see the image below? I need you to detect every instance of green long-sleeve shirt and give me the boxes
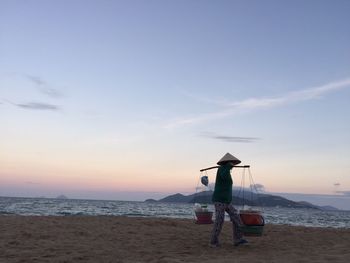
[212,163,234,203]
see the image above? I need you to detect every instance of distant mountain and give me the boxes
[318,205,339,211]
[154,191,327,209]
[144,199,157,203]
[55,195,68,199]
[159,193,193,203]
[298,201,339,211]
[257,194,309,208]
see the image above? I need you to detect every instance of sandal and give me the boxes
[234,239,248,247]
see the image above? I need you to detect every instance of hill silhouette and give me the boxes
[154,190,338,210]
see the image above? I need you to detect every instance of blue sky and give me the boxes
[1,0,350,209]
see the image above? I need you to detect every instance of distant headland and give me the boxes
[55,195,68,199]
[147,191,339,211]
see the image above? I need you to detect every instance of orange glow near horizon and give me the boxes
[1,141,349,197]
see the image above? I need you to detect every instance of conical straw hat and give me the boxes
[217,153,241,166]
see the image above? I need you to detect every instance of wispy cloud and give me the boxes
[26,75,64,98]
[2,99,61,111]
[16,102,60,111]
[250,184,266,192]
[26,75,45,86]
[200,132,260,143]
[227,78,350,109]
[165,78,350,128]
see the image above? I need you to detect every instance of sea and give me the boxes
[1,196,350,228]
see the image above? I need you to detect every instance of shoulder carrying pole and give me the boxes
[200,165,250,172]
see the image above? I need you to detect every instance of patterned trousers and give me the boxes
[210,202,243,245]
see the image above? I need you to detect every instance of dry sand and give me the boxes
[0,216,349,263]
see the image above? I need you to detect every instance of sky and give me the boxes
[1,0,350,209]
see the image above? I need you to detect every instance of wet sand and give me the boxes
[0,216,349,262]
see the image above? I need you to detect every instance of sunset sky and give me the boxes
[1,0,350,208]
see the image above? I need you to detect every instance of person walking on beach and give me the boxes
[210,153,248,247]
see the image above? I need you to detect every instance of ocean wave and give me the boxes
[1,197,350,228]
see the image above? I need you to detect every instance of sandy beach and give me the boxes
[0,216,349,263]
